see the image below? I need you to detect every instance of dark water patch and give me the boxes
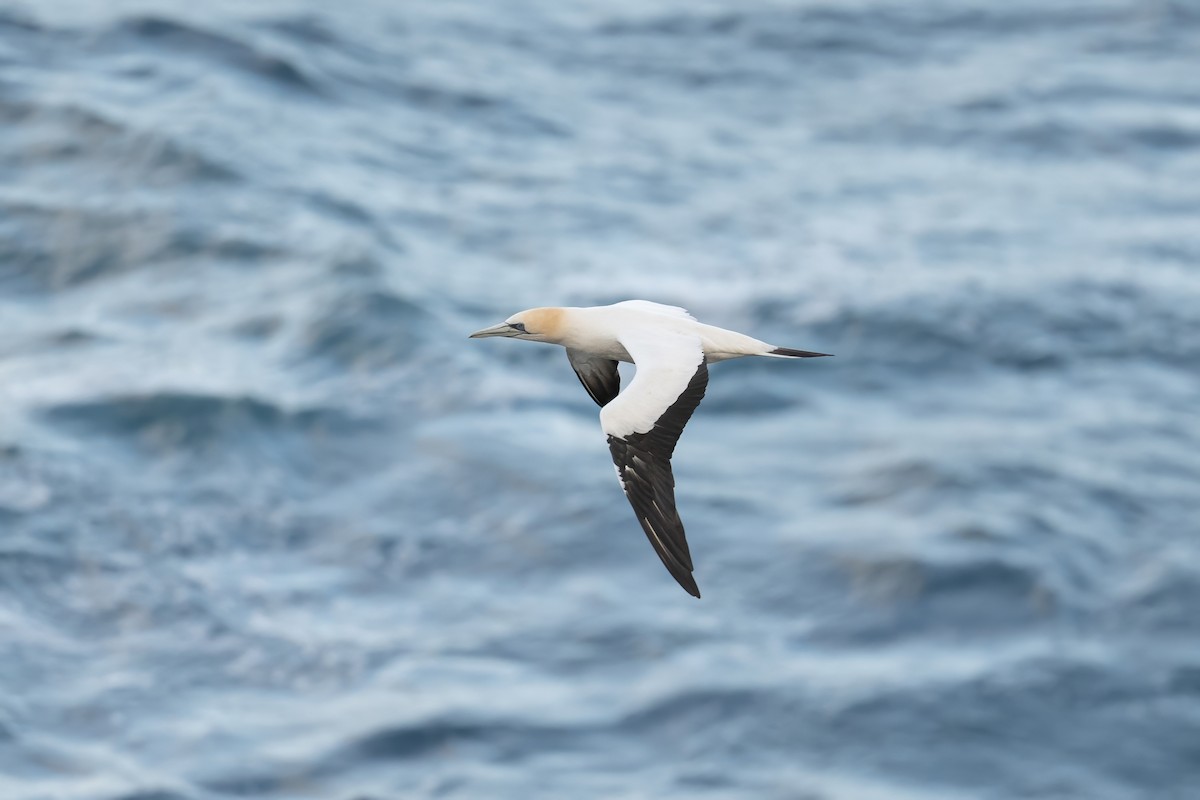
[0,98,239,183]
[919,4,1130,38]
[0,97,115,136]
[598,6,914,61]
[1168,664,1200,696]
[297,288,429,371]
[821,551,1056,641]
[305,191,376,227]
[351,719,495,760]
[1118,560,1200,635]
[476,620,700,672]
[618,687,770,735]
[700,369,817,415]
[604,3,1127,41]
[591,8,928,89]
[0,543,86,582]
[1129,240,1200,265]
[229,315,285,341]
[717,546,854,624]
[108,16,322,97]
[0,9,40,33]
[1126,123,1200,152]
[597,4,1126,81]
[108,791,194,800]
[832,458,970,507]
[0,452,67,518]
[166,228,284,262]
[914,556,1054,621]
[41,392,366,456]
[0,203,128,291]
[393,81,501,113]
[829,110,1200,160]
[257,14,343,47]
[387,80,569,139]
[597,12,744,38]
[255,15,570,139]
[1004,120,1200,158]
[201,717,591,794]
[751,17,914,65]
[198,772,282,797]
[0,203,115,291]
[804,279,1200,374]
[1092,25,1200,59]
[915,227,1010,266]
[1000,119,1122,159]
[46,328,104,347]
[3,536,298,644]
[0,327,106,363]
[0,201,280,293]
[954,94,1012,116]
[828,656,1200,795]
[331,253,386,279]
[1023,80,1200,110]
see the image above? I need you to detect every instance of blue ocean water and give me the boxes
[2,0,1200,797]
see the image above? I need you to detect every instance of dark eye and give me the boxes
[510,322,527,332]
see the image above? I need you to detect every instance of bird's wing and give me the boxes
[611,300,697,321]
[599,332,708,597]
[566,349,620,407]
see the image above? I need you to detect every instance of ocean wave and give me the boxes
[40,392,365,454]
[800,279,1200,372]
[297,287,429,370]
[106,16,323,97]
[0,97,239,182]
[105,791,193,800]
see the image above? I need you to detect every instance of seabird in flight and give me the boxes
[469,300,829,598]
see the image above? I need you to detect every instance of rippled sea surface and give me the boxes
[3,1,1200,798]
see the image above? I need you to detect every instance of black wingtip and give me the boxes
[680,574,701,598]
[771,347,833,358]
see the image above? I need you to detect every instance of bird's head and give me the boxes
[469,307,565,344]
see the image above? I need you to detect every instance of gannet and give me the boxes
[470,300,829,598]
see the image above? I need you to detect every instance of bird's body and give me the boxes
[533,301,778,363]
[470,300,829,597]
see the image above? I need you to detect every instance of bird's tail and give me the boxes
[765,347,832,358]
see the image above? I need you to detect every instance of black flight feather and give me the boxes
[606,360,709,598]
[566,349,621,407]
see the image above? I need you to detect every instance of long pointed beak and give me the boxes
[469,322,521,339]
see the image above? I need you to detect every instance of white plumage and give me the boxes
[470,300,830,597]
